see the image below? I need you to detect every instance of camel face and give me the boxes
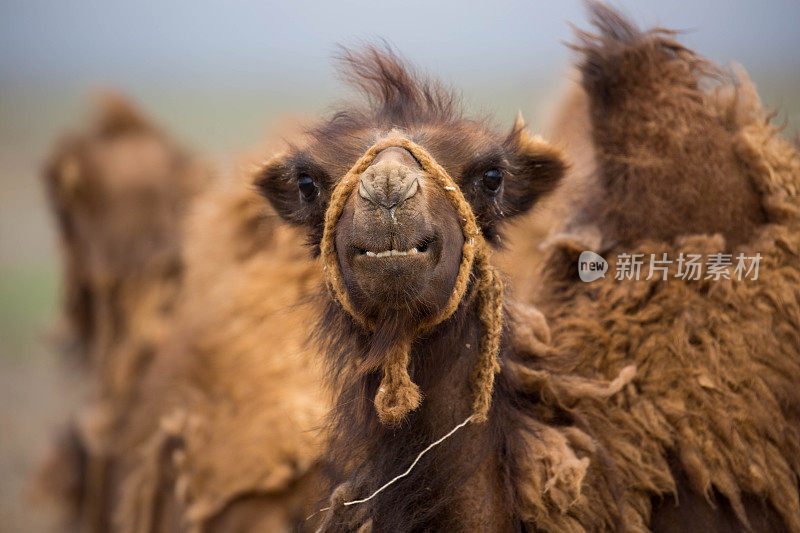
[335,144,464,315]
[256,47,566,325]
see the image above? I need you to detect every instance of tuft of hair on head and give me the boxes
[334,43,460,127]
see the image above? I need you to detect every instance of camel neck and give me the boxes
[323,300,515,531]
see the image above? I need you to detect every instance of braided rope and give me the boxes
[320,136,503,425]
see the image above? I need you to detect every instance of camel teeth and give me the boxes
[366,249,417,258]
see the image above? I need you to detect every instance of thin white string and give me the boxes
[305,413,475,522]
[344,413,474,506]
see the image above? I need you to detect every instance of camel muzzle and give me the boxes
[357,146,422,215]
[319,135,504,427]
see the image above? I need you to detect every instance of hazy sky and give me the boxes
[2,0,799,88]
[0,0,798,267]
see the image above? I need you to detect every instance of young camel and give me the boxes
[36,94,209,529]
[254,45,588,530]
[255,6,800,532]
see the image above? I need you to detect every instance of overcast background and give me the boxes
[3,0,799,155]
[0,1,798,530]
[4,1,800,83]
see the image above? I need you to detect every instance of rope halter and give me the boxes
[319,135,503,425]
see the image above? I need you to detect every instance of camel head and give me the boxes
[257,47,565,329]
[43,93,198,361]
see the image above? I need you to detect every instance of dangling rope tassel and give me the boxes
[374,339,422,426]
[319,135,504,425]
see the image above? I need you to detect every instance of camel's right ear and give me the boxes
[254,152,328,229]
[502,113,567,218]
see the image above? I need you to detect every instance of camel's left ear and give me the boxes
[502,112,567,218]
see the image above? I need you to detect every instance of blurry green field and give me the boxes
[0,265,58,359]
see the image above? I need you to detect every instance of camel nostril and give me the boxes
[358,149,423,212]
[415,236,433,253]
[358,169,421,211]
[400,176,419,203]
[358,180,374,204]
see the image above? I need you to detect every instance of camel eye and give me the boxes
[297,174,318,201]
[482,169,503,194]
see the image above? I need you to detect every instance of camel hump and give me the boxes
[42,90,207,369]
[567,2,766,249]
[574,2,705,112]
[90,90,155,137]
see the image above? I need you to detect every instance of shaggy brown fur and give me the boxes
[517,4,800,531]
[573,12,767,250]
[111,179,329,531]
[38,98,328,531]
[104,174,327,531]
